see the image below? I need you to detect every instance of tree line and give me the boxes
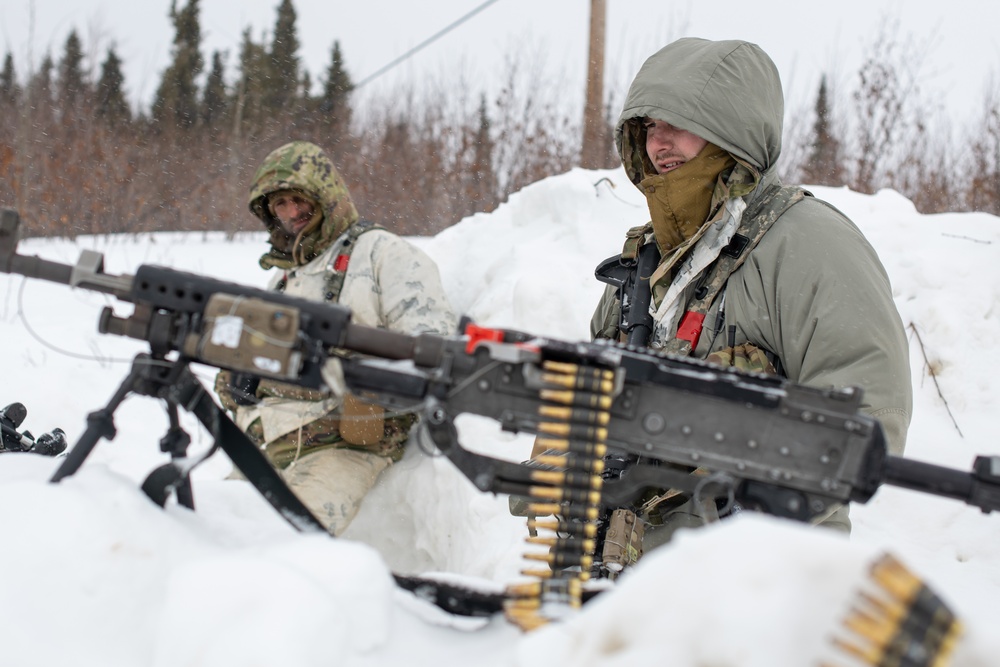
[0,3,997,240]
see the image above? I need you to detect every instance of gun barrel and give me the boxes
[882,455,997,511]
[342,323,416,360]
[0,208,133,298]
[4,252,72,284]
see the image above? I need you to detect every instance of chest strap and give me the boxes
[621,222,652,261]
[275,220,383,298]
[321,219,383,304]
[661,185,809,356]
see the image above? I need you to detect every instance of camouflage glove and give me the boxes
[255,378,329,402]
[214,369,267,412]
[706,343,777,374]
[214,370,241,413]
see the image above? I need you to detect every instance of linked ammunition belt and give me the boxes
[830,553,963,667]
[503,360,612,630]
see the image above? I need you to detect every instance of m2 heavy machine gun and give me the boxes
[1,207,999,631]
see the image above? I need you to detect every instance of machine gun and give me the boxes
[1,207,998,630]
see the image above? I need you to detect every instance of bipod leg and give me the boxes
[163,404,195,509]
[156,360,327,533]
[140,401,196,510]
[50,354,148,483]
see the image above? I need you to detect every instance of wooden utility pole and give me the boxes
[581,0,607,169]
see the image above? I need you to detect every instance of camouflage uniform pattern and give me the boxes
[283,447,394,536]
[249,140,360,269]
[217,141,458,534]
[214,371,415,468]
[704,343,777,374]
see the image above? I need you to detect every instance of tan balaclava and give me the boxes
[638,141,736,257]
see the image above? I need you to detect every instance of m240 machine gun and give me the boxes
[1,207,998,632]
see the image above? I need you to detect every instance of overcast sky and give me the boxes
[1,0,998,125]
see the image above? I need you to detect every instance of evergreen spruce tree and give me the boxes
[0,52,16,156]
[201,50,229,131]
[1,53,19,106]
[468,94,498,211]
[300,70,312,100]
[152,0,204,129]
[265,0,301,113]
[57,30,88,114]
[95,46,131,128]
[27,54,54,113]
[233,28,268,136]
[802,76,845,186]
[320,41,353,121]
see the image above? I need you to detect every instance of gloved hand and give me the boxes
[214,369,261,409]
[0,402,67,457]
[229,372,261,406]
[31,428,67,457]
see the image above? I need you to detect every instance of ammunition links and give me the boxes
[829,553,963,667]
[504,360,612,630]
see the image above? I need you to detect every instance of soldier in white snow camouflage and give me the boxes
[216,140,458,535]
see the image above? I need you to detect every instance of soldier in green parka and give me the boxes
[588,38,912,550]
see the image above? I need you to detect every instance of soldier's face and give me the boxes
[270,192,315,234]
[644,118,708,174]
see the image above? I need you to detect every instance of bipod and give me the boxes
[49,353,327,532]
[48,353,515,619]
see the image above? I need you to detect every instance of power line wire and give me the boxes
[354,0,501,89]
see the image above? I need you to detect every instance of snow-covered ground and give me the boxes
[0,168,998,666]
